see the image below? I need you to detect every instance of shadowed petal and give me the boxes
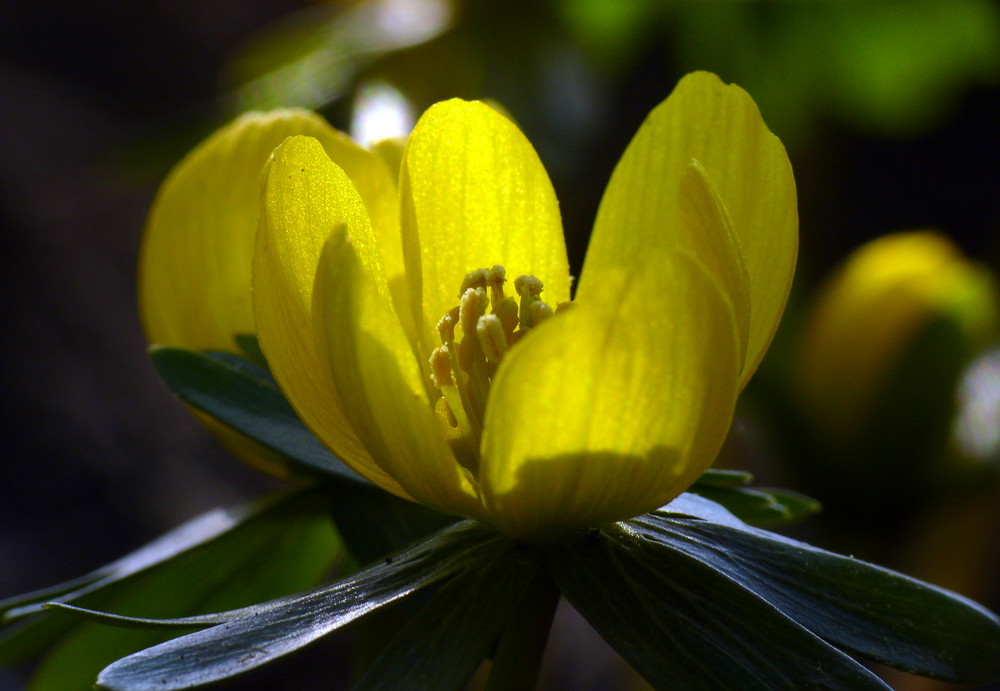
[580,71,796,389]
[254,135,406,496]
[480,252,741,540]
[141,109,397,350]
[314,227,484,518]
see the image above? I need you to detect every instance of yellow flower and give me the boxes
[139,108,399,479]
[250,72,796,540]
[795,230,998,449]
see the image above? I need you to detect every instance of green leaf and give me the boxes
[693,468,754,487]
[688,485,820,526]
[547,526,889,689]
[2,490,341,691]
[1,491,335,651]
[233,333,268,369]
[354,543,540,691]
[151,346,364,484]
[95,521,508,691]
[631,498,1000,684]
[327,481,456,566]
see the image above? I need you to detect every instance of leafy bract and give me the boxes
[95,521,507,690]
[151,347,364,484]
[688,484,820,526]
[548,521,889,689]
[353,544,540,691]
[0,490,340,690]
[631,503,1000,683]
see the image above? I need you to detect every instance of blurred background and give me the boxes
[2,0,1000,689]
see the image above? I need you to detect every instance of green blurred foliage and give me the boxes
[221,0,1000,146]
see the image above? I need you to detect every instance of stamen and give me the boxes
[437,307,459,344]
[486,265,507,306]
[430,346,478,445]
[514,274,544,297]
[459,268,490,297]
[429,265,560,479]
[493,297,519,337]
[458,287,488,371]
[530,300,554,325]
[514,274,546,330]
[476,314,508,364]
[459,287,488,338]
[429,345,454,388]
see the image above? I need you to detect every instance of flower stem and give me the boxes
[485,564,560,691]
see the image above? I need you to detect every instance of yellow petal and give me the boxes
[580,71,797,389]
[314,226,484,518]
[254,135,406,496]
[369,135,407,182]
[400,99,570,361]
[677,160,751,363]
[140,108,398,350]
[480,251,742,540]
[141,109,397,480]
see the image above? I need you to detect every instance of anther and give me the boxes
[476,314,508,364]
[429,346,477,444]
[493,297,519,338]
[486,265,507,306]
[429,346,454,388]
[429,265,560,477]
[530,300,554,325]
[459,269,490,297]
[437,307,459,344]
[514,275,546,330]
[459,287,489,342]
[514,275,544,297]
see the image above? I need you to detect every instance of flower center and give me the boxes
[429,265,553,475]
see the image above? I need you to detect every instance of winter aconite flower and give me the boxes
[251,72,797,539]
[795,230,998,457]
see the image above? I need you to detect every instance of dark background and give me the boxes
[2,1,1000,689]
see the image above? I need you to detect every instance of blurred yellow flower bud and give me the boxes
[794,231,998,470]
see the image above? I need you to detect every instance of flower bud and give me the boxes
[793,231,998,494]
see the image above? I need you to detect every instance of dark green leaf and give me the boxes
[233,333,268,369]
[354,543,540,691]
[151,346,364,484]
[327,481,455,566]
[633,501,1000,684]
[96,521,507,690]
[548,526,888,690]
[4,490,341,690]
[688,485,820,526]
[693,468,754,487]
[3,492,296,622]
[657,492,747,526]
[0,490,337,660]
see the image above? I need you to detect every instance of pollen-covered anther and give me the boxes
[486,265,507,305]
[429,265,558,474]
[476,314,508,364]
[530,300,554,325]
[458,268,490,297]
[494,297,519,338]
[429,345,477,444]
[429,345,454,388]
[437,307,459,344]
[459,286,489,337]
[513,274,550,330]
[514,274,544,297]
